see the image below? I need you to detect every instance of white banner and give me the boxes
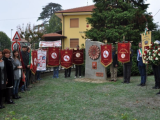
[37,50,47,71]
[39,40,61,47]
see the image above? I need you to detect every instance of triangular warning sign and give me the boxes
[12,31,21,41]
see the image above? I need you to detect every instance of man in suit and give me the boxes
[109,45,118,82]
[137,42,146,86]
[122,42,133,83]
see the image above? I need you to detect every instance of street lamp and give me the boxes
[11,29,13,41]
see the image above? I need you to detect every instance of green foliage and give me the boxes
[152,29,160,40]
[37,3,62,21]
[0,31,11,51]
[45,14,62,33]
[85,0,157,45]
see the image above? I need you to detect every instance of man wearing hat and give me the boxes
[75,45,82,78]
[21,45,30,91]
[137,42,146,86]
[109,45,118,82]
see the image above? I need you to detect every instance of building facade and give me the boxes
[55,5,95,49]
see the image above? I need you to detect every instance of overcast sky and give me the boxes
[0,0,159,40]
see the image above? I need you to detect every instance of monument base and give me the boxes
[85,40,107,80]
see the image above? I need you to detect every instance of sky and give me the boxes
[0,0,159,40]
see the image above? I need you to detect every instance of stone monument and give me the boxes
[85,39,107,80]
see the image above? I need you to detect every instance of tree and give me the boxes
[37,3,62,22]
[17,23,44,48]
[85,0,157,43]
[0,31,11,50]
[45,14,62,33]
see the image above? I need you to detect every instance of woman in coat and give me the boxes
[3,49,14,104]
[0,50,7,109]
[12,50,22,99]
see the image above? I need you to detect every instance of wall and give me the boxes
[62,14,91,49]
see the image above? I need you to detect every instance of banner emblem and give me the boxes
[103,50,109,58]
[51,52,57,59]
[64,55,70,61]
[76,53,80,58]
[121,54,125,58]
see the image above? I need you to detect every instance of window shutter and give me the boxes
[70,18,79,28]
[70,39,79,48]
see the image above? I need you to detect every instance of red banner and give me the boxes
[118,42,130,63]
[101,44,112,67]
[73,49,84,65]
[47,47,60,67]
[31,50,37,74]
[61,50,73,69]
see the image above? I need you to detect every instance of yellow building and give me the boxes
[55,5,95,49]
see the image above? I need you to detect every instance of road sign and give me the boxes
[12,31,21,41]
[11,41,21,51]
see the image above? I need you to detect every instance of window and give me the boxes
[70,39,79,48]
[70,18,79,28]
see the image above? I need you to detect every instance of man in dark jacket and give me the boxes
[122,43,133,83]
[137,42,146,86]
[21,46,30,90]
[109,45,118,82]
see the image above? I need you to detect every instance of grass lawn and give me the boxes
[0,73,160,120]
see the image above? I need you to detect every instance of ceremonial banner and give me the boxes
[37,50,47,71]
[118,42,130,63]
[100,44,112,67]
[141,31,151,63]
[73,49,84,65]
[39,40,61,47]
[30,50,37,74]
[47,47,60,67]
[61,50,73,68]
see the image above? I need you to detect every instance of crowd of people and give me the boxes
[109,42,160,94]
[0,46,42,109]
[0,45,82,109]
[1,42,160,109]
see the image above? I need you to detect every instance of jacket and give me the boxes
[124,49,133,66]
[3,57,14,87]
[0,60,7,90]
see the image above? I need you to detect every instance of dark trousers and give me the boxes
[36,71,41,80]
[5,88,13,101]
[0,90,4,105]
[65,67,71,77]
[152,65,160,87]
[75,65,81,77]
[25,69,30,87]
[124,65,131,83]
[138,66,146,84]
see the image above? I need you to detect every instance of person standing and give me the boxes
[137,42,146,86]
[12,50,22,99]
[109,45,118,82]
[152,41,160,89]
[0,51,7,109]
[21,46,30,90]
[3,49,15,104]
[64,47,72,78]
[53,66,59,78]
[122,43,133,84]
[75,45,82,78]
